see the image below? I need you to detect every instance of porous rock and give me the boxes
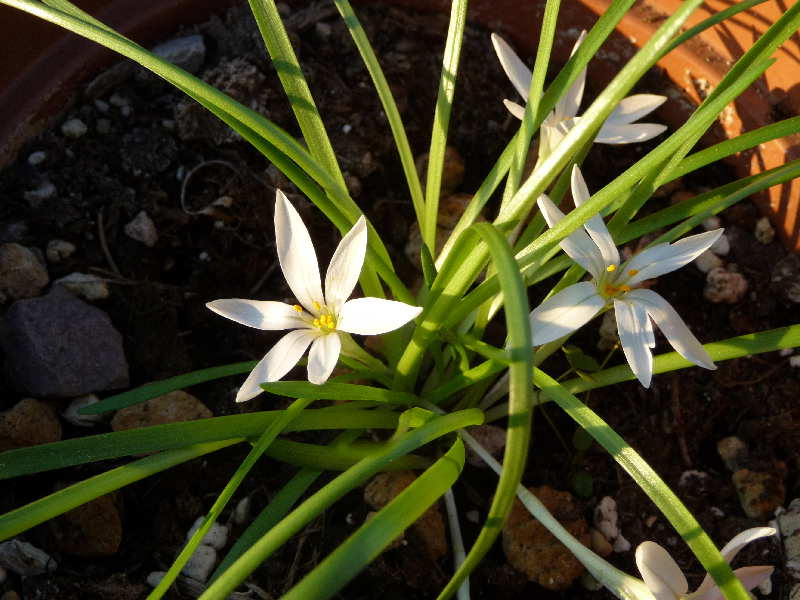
[124,210,159,247]
[0,243,49,302]
[47,491,122,557]
[704,267,748,304]
[717,436,748,472]
[733,467,786,520]
[111,390,212,432]
[1,286,129,397]
[0,540,56,576]
[152,35,206,74]
[45,239,76,263]
[771,254,800,304]
[503,485,590,590]
[0,398,62,450]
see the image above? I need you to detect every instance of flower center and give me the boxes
[598,267,639,300]
[308,301,337,332]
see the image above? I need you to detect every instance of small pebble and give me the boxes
[46,239,76,263]
[55,272,109,301]
[162,119,175,130]
[733,468,786,519]
[315,21,332,40]
[124,211,159,247]
[186,517,229,550]
[342,123,352,134]
[704,267,747,303]
[709,506,725,517]
[594,497,620,541]
[0,397,63,449]
[27,151,47,166]
[717,436,748,472]
[754,217,775,244]
[694,249,723,274]
[182,545,216,582]
[94,99,109,113]
[146,571,166,587]
[151,34,206,74]
[233,497,251,526]
[0,243,49,302]
[702,216,721,230]
[613,534,631,553]
[465,510,480,524]
[780,348,794,357]
[120,105,132,118]
[61,394,104,427]
[96,119,112,134]
[709,233,730,256]
[61,118,88,139]
[109,93,129,107]
[790,356,800,368]
[0,540,57,575]
[23,180,57,206]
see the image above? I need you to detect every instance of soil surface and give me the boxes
[0,2,797,599]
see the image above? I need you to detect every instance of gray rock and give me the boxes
[771,254,800,304]
[124,211,159,247]
[84,61,134,99]
[45,239,76,263]
[23,180,57,207]
[0,243,49,302]
[27,151,47,166]
[54,272,109,301]
[152,35,206,74]
[0,539,57,576]
[1,286,128,397]
[61,118,88,139]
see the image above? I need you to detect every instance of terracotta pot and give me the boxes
[1,0,797,248]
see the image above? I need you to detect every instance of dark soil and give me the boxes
[0,2,797,599]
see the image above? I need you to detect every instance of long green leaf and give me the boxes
[262,381,417,404]
[282,438,465,600]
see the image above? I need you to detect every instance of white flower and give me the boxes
[207,190,422,402]
[530,166,720,387]
[491,31,667,158]
[634,527,775,600]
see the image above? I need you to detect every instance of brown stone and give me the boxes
[732,467,786,519]
[0,398,62,451]
[415,146,465,197]
[364,471,447,560]
[47,491,122,557]
[111,390,212,432]
[502,485,590,590]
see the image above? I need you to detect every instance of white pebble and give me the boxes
[181,544,216,582]
[186,517,229,550]
[754,217,775,245]
[62,394,104,427]
[465,510,480,524]
[146,571,166,587]
[46,239,76,263]
[198,251,210,262]
[342,123,352,134]
[694,249,723,274]
[613,534,631,553]
[24,180,57,206]
[120,105,132,118]
[709,233,730,256]
[27,151,47,166]
[594,497,619,539]
[702,216,721,231]
[789,356,800,368]
[55,272,109,301]
[124,211,159,247]
[109,93,129,107]
[0,539,57,575]
[234,496,251,525]
[61,118,88,139]
[780,348,794,357]
[94,99,109,113]
[710,506,725,517]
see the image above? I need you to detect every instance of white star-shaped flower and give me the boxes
[634,527,775,600]
[530,166,720,387]
[491,31,667,158]
[207,190,422,402]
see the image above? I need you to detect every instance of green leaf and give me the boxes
[262,381,418,405]
[563,345,601,373]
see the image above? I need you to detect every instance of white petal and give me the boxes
[595,122,668,144]
[337,297,422,335]
[537,194,606,278]
[529,282,605,345]
[717,528,776,564]
[274,190,325,313]
[206,299,305,330]
[694,566,774,600]
[626,230,724,285]
[553,30,587,121]
[307,332,341,385]
[571,166,619,267]
[606,94,667,126]
[614,298,653,388]
[503,99,527,120]
[635,541,688,600]
[235,329,316,402]
[491,33,531,101]
[628,289,716,370]
[539,120,566,158]
[325,216,367,313]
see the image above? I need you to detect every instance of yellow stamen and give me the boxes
[620,285,631,293]
[312,300,322,311]
[292,304,303,313]
[627,269,639,276]
[606,264,616,272]
[312,318,321,327]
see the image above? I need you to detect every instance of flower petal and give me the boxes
[537,194,606,278]
[614,298,653,388]
[325,216,367,313]
[491,33,532,101]
[530,282,605,345]
[625,229,724,285]
[503,99,527,120]
[235,329,316,402]
[718,527,777,565]
[595,122,668,144]
[206,299,305,330]
[337,297,422,335]
[628,289,716,370]
[635,541,689,600]
[274,190,325,313]
[553,30,587,121]
[605,94,667,126]
[694,566,774,600]
[571,166,619,267]
[307,332,341,385]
